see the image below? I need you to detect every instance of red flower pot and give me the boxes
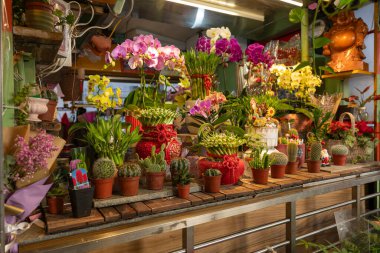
[307,160,321,173]
[125,115,142,133]
[39,100,57,122]
[47,196,64,214]
[252,168,269,185]
[204,175,222,193]
[277,144,305,168]
[332,155,347,166]
[119,176,140,196]
[270,165,286,179]
[276,144,288,155]
[177,184,190,199]
[286,161,298,174]
[93,178,114,199]
[146,171,165,190]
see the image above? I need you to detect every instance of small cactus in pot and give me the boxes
[175,167,191,199]
[204,169,222,193]
[92,158,116,199]
[331,144,349,166]
[118,162,141,196]
[270,152,288,179]
[286,142,299,174]
[307,142,322,173]
[170,157,190,186]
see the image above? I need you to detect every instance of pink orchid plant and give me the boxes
[189,92,227,126]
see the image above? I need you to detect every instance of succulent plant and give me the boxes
[138,144,167,173]
[170,157,190,173]
[269,152,289,166]
[331,145,349,156]
[288,128,299,138]
[137,107,178,126]
[199,132,246,156]
[278,137,288,145]
[118,162,141,177]
[310,141,322,161]
[287,142,298,163]
[249,148,272,170]
[204,169,222,177]
[175,167,191,185]
[93,158,116,179]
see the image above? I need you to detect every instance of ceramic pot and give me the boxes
[39,100,57,122]
[69,187,94,218]
[270,165,286,179]
[47,195,64,214]
[93,178,114,199]
[276,144,287,155]
[286,161,298,174]
[146,171,165,190]
[204,175,222,193]
[307,160,321,173]
[177,184,190,199]
[119,176,140,196]
[252,168,269,185]
[25,1,54,31]
[332,155,347,166]
[27,97,49,122]
[246,126,278,149]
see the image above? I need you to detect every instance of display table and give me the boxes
[18,163,380,253]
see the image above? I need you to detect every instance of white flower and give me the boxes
[206,28,220,40]
[219,27,231,39]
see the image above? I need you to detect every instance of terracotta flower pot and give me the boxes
[333,155,347,166]
[93,178,114,199]
[47,195,64,214]
[286,161,298,174]
[119,176,140,196]
[276,144,288,155]
[204,175,222,193]
[307,160,321,173]
[271,165,286,179]
[252,168,269,185]
[39,100,57,122]
[146,171,165,190]
[177,184,190,199]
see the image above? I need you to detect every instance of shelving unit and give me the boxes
[322,70,375,79]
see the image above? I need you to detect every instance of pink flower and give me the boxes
[111,45,127,59]
[128,55,143,69]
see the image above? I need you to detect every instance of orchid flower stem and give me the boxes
[140,68,146,108]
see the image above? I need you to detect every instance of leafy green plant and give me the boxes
[41,89,58,101]
[138,144,167,173]
[47,169,67,197]
[296,106,332,142]
[53,9,75,27]
[199,132,246,156]
[136,107,178,126]
[249,147,272,170]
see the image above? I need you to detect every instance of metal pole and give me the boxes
[182,226,194,253]
[286,201,296,253]
[0,0,5,251]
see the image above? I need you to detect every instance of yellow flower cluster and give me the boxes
[86,75,122,112]
[253,117,267,127]
[271,64,322,100]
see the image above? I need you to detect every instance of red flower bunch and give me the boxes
[356,121,374,137]
[327,121,352,140]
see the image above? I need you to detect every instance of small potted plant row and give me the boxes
[331,144,349,166]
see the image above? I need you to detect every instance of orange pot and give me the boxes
[252,168,269,185]
[146,171,165,190]
[47,196,64,214]
[271,165,286,179]
[307,160,321,173]
[39,100,57,122]
[204,175,222,193]
[177,184,190,199]
[332,155,347,166]
[286,161,299,174]
[93,178,114,199]
[119,176,140,196]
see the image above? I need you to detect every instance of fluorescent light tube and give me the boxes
[279,0,303,7]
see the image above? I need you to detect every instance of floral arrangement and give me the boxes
[343,85,380,108]
[195,27,242,63]
[271,64,322,100]
[137,107,179,126]
[189,92,227,122]
[199,132,246,156]
[327,121,356,147]
[11,130,58,182]
[86,75,122,112]
[247,97,278,128]
[354,121,377,162]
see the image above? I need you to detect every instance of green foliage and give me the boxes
[53,9,75,27]
[287,142,298,163]
[175,167,191,185]
[199,132,246,156]
[288,128,299,137]
[137,107,178,126]
[269,152,288,166]
[331,145,349,156]
[41,89,58,101]
[205,169,222,177]
[310,141,322,161]
[13,84,31,125]
[47,169,67,197]
[118,162,141,177]
[93,158,116,179]
[288,7,304,23]
[138,144,167,173]
[249,147,272,170]
[292,61,310,72]
[170,158,190,172]
[278,137,288,145]
[314,37,331,49]
[296,107,332,142]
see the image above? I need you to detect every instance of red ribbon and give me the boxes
[191,74,212,96]
[143,124,177,144]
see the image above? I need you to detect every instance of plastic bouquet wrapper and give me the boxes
[266,34,301,66]
[310,93,342,122]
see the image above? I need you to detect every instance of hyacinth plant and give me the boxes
[105,34,185,108]
[199,132,246,156]
[136,107,179,127]
[11,129,58,182]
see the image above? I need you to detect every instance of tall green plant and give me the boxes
[296,107,332,142]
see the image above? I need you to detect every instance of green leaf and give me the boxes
[223,126,245,137]
[314,37,331,48]
[213,112,232,126]
[292,61,310,72]
[289,7,304,23]
[295,108,313,119]
[336,0,351,9]
[319,65,335,74]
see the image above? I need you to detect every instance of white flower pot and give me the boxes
[27,97,49,122]
[246,126,279,149]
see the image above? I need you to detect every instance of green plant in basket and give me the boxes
[199,132,246,156]
[136,107,178,126]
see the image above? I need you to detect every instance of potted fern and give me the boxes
[203,169,222,193]
[331,144,349,166]
[175,167,191,199]
[269,152,288,179]
[92,158,116,199]
[307,142,322,173]
[118,163,141,196]
[249,148,272,185]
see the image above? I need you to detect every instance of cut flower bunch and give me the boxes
[136,107,179,127]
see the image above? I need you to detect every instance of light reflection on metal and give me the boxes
[192,8,205,28]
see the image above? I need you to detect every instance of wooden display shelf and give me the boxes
[322,70,375,79]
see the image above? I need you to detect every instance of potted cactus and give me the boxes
[331,144,349,166]
[170,157,190,187]
[138,144,167,190]
[249,148,272,185]
[307,142,322,173]
[175,167,191,199]
[92,158,116,199]
[269,152,288,178]
[204,169,222,193]
[118,162,141,196]
[286,142,299,174]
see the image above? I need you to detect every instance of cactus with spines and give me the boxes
[288,128,299,138]
[93,158,116,179]
[118,162,141,177]
[170,158,190,173]
[310,142,322,161]
[331,145,349,156]
[205,169,222,177]
[175,167,191,185]
[138,144,167,173]
[287,142,298,163]
[270,152,289,166]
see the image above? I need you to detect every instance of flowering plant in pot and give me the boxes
[92,158,116,199]
[331,144,349,166]
[326,120,356,154]
[307,142,322,173]
[118,163,141,197]
[174,166,191,199]
[351,121,377,163]
[269,152,288,179]
[46,170,67,215]
[203,169,222,193]
[248,147,272,185]
[138,144,167,190]
[170,157,190,187]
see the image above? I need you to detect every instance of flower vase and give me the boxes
[246,126,278,150]
[27,97,49,122]
[136,124,181,164]
[356,107,369,122]
[198,153,244,185]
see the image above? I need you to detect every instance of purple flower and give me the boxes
[111,45,127,59]
[245,43,274,67]
[195,36,211,53]
[308,2,318,10]
[229,38,243,62]
[215,38,229,55]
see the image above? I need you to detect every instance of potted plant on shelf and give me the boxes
[307,142,322,173]
[269,152,288,179]
[46,170,67,215]
[25,0,55,32]
[331,144,349,166]
[170,157,190,187]
[39,89,58,122]
[203,169,222,193]
[118,162,141,197]
[277,128,305,168]
[138,145,167,190]
[92,158,116,199]
[175,166,191,199]
[249,148,272,185]
[286,142,299,174]
[326,119,356,155]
